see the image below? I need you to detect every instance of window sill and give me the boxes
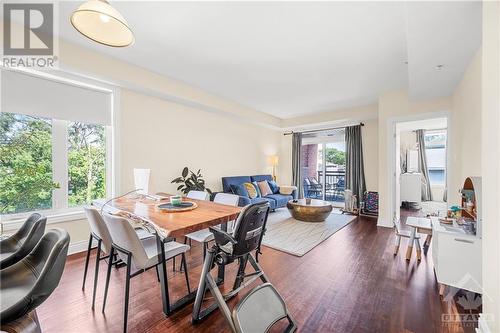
[1,209,86,232]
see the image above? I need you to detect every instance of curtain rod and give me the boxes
[283,122,364,136]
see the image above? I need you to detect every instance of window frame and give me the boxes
[0,70,116,228]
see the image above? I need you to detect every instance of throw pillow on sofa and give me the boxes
[257,181,273,196]
[243,182,259,199]
[230,184,249,198]
[267,180,280,194]
[251,181,262,197]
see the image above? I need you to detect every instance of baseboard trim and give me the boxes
[476,314,492,333]
[68,239,97,255]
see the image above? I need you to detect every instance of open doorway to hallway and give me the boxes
[395,117,449,223]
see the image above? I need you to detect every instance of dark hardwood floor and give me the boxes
[37,214,475,333]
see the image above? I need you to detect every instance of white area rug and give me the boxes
[261,209,357,257]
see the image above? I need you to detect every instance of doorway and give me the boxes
[393,116,449,223]
[300,128,346,207]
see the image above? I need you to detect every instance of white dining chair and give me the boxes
[184,192,239,261]
[186,190,210,201]
[392,217,421,259]
[82,207,154,310]
[101,213,191,333]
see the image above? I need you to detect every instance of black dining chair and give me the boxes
[0,213,46,269]
[0,228,70,324]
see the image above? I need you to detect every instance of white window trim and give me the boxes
[0,72,118,229]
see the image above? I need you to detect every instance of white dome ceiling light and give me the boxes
[71,0,134,47]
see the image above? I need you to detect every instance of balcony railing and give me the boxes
[303,169,346,203]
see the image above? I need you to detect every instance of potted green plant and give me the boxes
[171,167,212,195]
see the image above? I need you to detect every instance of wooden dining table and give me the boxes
[94,194,241,317]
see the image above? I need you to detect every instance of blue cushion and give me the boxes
[230,184,249,198]
[267,180,280,194]
[250,174,273,183]
[264,194,293,208]
[222,176,252,193]
[250,197,276,209]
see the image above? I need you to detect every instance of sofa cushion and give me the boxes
[257,181,273,196]
[251,197,276,209]
[243,182,258,199]
[230,184,249,198]
[250,174,273,183]
[267,180,280,194]
[264,194,293,207]
[251,181,261,197]
[222,176,252,193]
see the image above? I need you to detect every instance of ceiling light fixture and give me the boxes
[435,64,445,70]
[71,0,134,47]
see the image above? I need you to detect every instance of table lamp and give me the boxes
[268,155,279,181]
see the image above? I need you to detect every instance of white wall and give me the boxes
[451,49,482,205]
[480,2,500,332]
[119,89,281,194]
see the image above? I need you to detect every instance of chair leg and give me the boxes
[203,243,207,262]
[82,234,93,291]
[155,265,160,282]
[92,239,102,310]
[102,247,114,313]
[123,253,132,333]
[415,238,422,261]
[406,228,416,261]
[181,253,191,294]
[393,234,401,255]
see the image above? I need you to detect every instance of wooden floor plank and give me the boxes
[37,213,476,333]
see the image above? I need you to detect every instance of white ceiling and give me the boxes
[56,1,481,119]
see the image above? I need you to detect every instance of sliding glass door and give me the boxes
[301,129,346,206]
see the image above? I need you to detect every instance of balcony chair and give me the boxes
[0,213,46,269]
[184,192,239,261]
[192,201,295,332]
[101,213,191,333]
[82,207,155,310]
[0,228,70,324]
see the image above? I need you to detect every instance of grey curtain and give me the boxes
[291,133,303,198]
[345,125,366,207]
[416,129,433,201]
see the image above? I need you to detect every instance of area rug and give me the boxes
[261,209,357,257]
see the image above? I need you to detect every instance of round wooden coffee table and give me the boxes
[286,199,333,222]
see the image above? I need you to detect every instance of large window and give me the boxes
[1,70,112,219]
[0,113,54,214]
[424,130,447,186]
[0,114,108,215]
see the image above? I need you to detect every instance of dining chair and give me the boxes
[393,217,420,258]
[186,190,210,201]
[101,213,191,333]
[82,207,155,310]
[0,213,46,269]
[0,228,70,324]
[184,192,239,261]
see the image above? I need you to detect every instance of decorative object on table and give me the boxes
[170,195,182,206]
[133,168,150,195]
[286,198,333,222]
[360,191,378,217]
[448,205,462,219]
[438,217,454,224]
[71,0,135,47]
[157,201,198,212]
[171,167,212,195]
[268,155,279,180]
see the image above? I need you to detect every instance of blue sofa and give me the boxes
[221,175,297,209]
